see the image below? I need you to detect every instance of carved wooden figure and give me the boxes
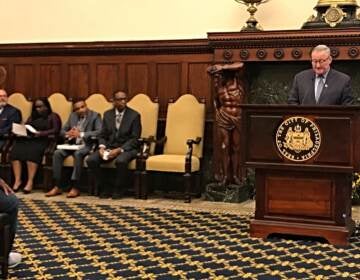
[207,62,247,186]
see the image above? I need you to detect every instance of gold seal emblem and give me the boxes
[323,4,346,27]
[275,116,321,162]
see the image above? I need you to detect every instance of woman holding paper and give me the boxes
[10,97,61,193]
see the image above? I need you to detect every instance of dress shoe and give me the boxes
[67,188,80,198]
[99,192,111,199]
[45,186,62,197]
[112,192,123,199]
[12,182,22,193]
[112,189,125,199]
[23,188,32,194]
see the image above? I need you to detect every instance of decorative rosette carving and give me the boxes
[239,49,249,60]
[273,49,284,60]
[291,48,303,59]
[348,47,359,58]
[256,49,267,60]
[223,49,233,60]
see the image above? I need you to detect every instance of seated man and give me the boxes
[46,98,102,198]
[86,91,141,199]
[0,89,22,149]
[0,177,21,268]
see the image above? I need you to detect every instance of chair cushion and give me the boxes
[63,156,74,167]
[146,155,200,173]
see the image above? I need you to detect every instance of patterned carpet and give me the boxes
[8,198,360,279]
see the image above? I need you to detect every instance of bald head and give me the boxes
[0,89,8,108]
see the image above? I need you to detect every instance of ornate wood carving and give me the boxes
[208,27,360,62]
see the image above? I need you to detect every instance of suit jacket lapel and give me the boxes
[310,72,317,104]
[109,109,116,130]
[318,69,332,104]
[82,112,92,131]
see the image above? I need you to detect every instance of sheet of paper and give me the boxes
[56,144,85,150]
[12,123,27,136]
[25,124,38,134]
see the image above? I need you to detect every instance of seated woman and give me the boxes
[10,97,61,193]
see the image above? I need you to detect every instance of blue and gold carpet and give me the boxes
[8,198,360,279]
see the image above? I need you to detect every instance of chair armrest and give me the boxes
[89,136,99,153]
[186,137,202,147]
[137,136,155,159]
[44,135,59,166]
[185,137,202,173]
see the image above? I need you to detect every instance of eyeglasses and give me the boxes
[114,97,127,102]
[311,57,330,64]
[73,105,86,112]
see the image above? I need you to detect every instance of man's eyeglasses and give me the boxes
[114,97,127,102]
[311,57,330,64]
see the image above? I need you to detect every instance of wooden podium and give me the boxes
[241,105,359,246]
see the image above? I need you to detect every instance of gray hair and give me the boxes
[311,44,331,55]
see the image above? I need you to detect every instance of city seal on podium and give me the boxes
[275,116,321,162]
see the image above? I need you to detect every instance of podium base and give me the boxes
[250,219,355,246]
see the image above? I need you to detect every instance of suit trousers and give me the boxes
[0,191,18,254]
[86,149,136,194]
[52,146,91,188]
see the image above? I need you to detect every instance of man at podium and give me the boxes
[288,44,354,105]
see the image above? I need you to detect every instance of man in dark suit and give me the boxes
[46,98,102,198]
[86,91,141,198]
[0,89,22,149]
[288,44,353,105]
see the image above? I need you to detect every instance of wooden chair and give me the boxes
[138,94,205,202]
[89,93,159,197]
[85,93,113,118]
[47,93,72,126]
[0,213,10,279]
[127,93,159,198]
[7,93,32,123]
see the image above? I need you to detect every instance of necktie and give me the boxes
[115,113,122,130]
[315,76,324,103]
[76,117,85,144]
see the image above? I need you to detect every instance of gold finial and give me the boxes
[234,0,270,31]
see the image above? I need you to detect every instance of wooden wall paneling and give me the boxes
[157,63,181,117]
[89,62,96,95]
[0,63,10,90]
[39,64,62,97]
[13,64,35,99]
[96,63,119,98]
[67,64,89,98]
[180,62,189,94]
[61,63,68,97]
[126,63,149,98]
[148,62,157,102]
[117,63,126,100]
[188,62,213,117]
